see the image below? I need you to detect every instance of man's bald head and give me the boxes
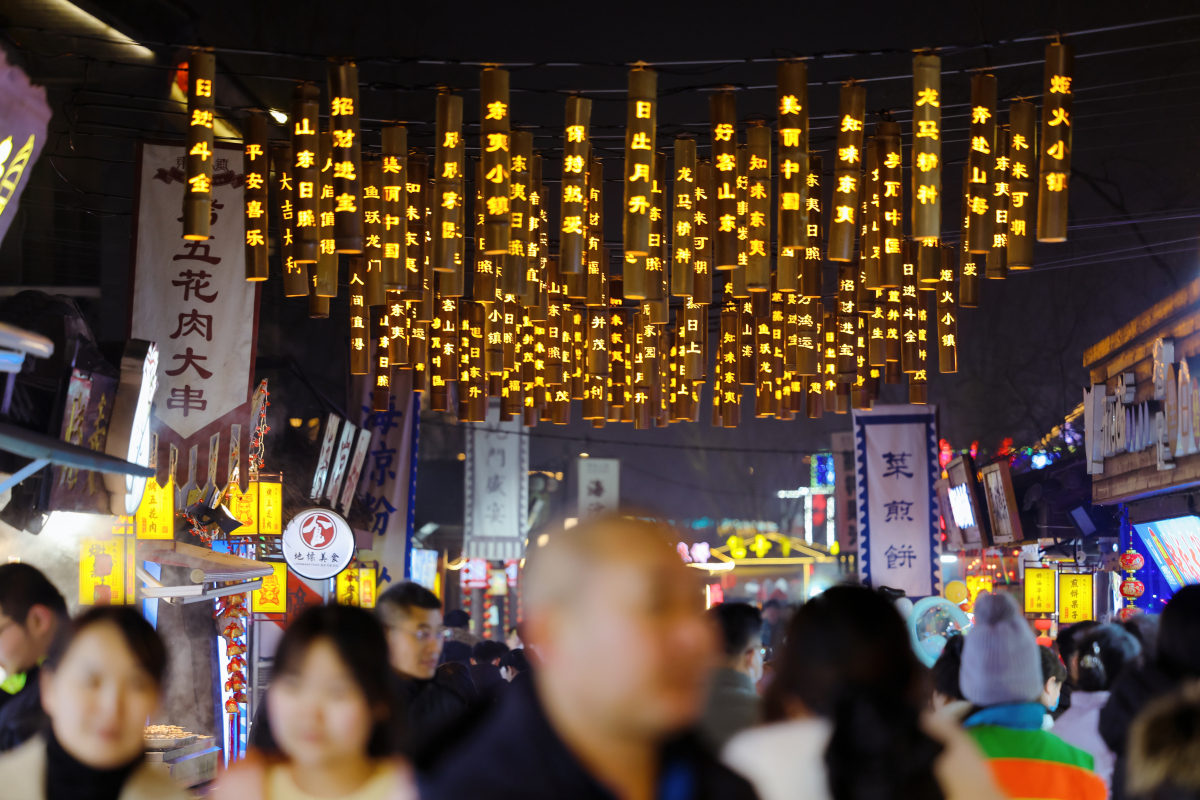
[521,515,716,740]
[523,515,683,613]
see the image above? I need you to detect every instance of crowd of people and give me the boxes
[0,518,1199,800]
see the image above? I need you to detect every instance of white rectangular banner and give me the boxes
[578,458,620,519]
[853,405,940,598]
[464,404,528,561]
[131,141,258,488]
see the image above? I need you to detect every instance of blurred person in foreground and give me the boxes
[376,582,476,762]
[960,593,1105,800]
[444,609,481,648]
[0,564,67,752]
[1126,681,1200,800]
[723,586,1003,800]
[499,648,530,683]
[1054,625,1142,794]
[1041,645,1069,728]
[218,604,415,800]
[699,602,763,753]
[1102,587,1200,800]
[0,606,187,800]
[420,515,757,800]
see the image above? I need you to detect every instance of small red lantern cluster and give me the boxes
[1118,547,1145,609]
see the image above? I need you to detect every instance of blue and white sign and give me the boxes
[853,405,940,598]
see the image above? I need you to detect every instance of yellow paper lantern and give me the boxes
[252,562,288,613]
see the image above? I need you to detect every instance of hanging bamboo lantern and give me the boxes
[777,61,808,253]
[1039,43,1074,242]
[960,163,980,307]
[560,94,592,274]
[243,111,269,280]
[1008,100,1036,268]
[709,90,739,271]
[901,240,920,372]
[987,126,1010,279]
[754,303,773,417]
[918,237,939,288]
[884,284,901,364]
[473,160,496,302]
[314,128,338,296]
[644,151,668,316]
[328,61,363,253]
[373,306,391,412]
[836,263,857,382]
[291,83,320,264]
[183,49,215,241]
[801,155,822,298]
[868,285,886,368]
[624,67,657,261]
[480,68,512,258]
[431,295,458,404]
[349,257,369,374]
[877,121,904,287]
[967,72,996,255]
[672,138,696,298]
[433,91,464,276]
[719,305,740,427]
[937,246,958,373]
[274,144,307,297]
[362,158,386,307]
[389,295,409,372]
[746,123,772,292]
[735,146,750,295]
[862,139,880,290]
[403,154,432,320]
[586,157,606,306]
[912,54,942,245]
[409,306,428,394]
[692,159,714,305]
[519,139,540,305]
[829,83,866,262]
[381,126,408,289]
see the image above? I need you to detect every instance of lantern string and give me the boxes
[8,12,1200,70]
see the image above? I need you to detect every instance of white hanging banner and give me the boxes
[853,405,940,598]
[130,141,259,489]
[464,403,528,561]
[577,458,620,519]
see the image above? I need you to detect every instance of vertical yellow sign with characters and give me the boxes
[1024,567,1057,614]
[252,562,288,613]
[1059,573,1094,623]
[80,538,124,605]
[135,478,174,539]
[227,481,258,535]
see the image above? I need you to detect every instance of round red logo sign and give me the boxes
[300,512,337,550]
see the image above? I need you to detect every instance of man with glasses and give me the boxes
[0,563,67,752]
[699,601,764,753]
[377,581,476,765]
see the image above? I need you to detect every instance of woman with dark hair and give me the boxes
[722,586,1003,800]
[218,604,416,800]
[931,633,967,713]
[1053,625,1141,794]
[0,606,187,800]
[1102,586,1200,800]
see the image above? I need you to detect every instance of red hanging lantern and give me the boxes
[1117,606,1142,622]
[1118,550,1144,572]
[1120,577,1145,599]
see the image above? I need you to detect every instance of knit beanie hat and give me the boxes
[960,592,1044,707]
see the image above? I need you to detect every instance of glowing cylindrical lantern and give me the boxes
[243,111,269,281]
[328,61,363,253]
[184,49,215,241]
[829,83,865,262]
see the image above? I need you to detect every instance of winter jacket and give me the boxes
[1053,691,1117,794]
[0,735,189,800]
[1126,682,1200,800]
[699,668,761,754]
[965,702,1107,800]
[1099,664,1178,800]
[0,667,45,753]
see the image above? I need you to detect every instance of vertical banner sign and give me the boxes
[987,127,1010,280]
[0,50,52,245]
[853,404,939,598]
[464,404,529,560]
[349,258,369,374]
[328,61,363,253]
[777,61,808,258]
[877,122,903,287]
[512,130,535,302]
[829,83,865,262]
[132,141,257,489]
[710,91,737,271]
[967,73,996,257]
[183,49,215,241]
[692,159,713,305]
[912,54,942,246]
[1038,43,1073,243]
[1025,566,1057,614]
[623,68,657,296]
[745,124,771,292]
[275,144,307,297]
[480,68,512,258]
[315,129,338,296]
[362,159,386,306]
[1007,101,1036,269]
[1058,572,1093,623]
[960,163,979,308]
[357,376,418,592]
[938,246,958,373]
[243,112,269,281]
[561,94,591,274]
[578,457,620,518]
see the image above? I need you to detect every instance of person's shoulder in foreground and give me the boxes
[420,676,757,800]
